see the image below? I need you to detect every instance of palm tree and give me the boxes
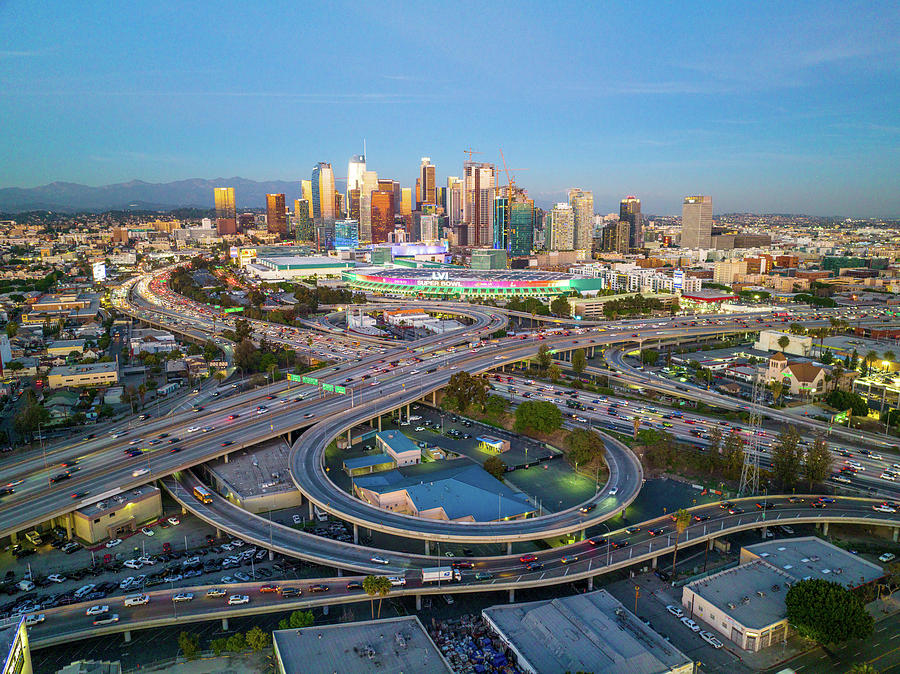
[671,508,692,577]
[213,370,226,386]
[865,351,878,369]
[769,380,784,406]
[777,335,791,352]
[849,663,879,674]
[137,383,147,406]
[362,575,392,619]
[883,351,896,372]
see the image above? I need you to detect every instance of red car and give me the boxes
[519,555,538,563]
[259,584,278,593]
[163,542,172,553]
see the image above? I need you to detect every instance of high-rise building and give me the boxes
[370,188,394,244]
[334,219,359,250]
[311,162,335,223]
[266,193,287,236]
[601,220,630,254]
[447,177,463,225]
[294,199,313,241]
[213,187,237,235]
[620,196,643,250]
[464,161,497,246]
[509,197,535,258]
[419,214,440,241]
[358,170,378,244]
[549,203,575,251]
[419,157,436,207]
[492,196,508,251]
[681,195,713,248]
[347,154,366,193]
[569,189,594,251]
[300,180,313,218]
[400,187,412,216]
[348,188,361,221]
[334,192,344,219]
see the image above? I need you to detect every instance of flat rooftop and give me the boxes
[273,616,452,674]
[353,265,575,282]
[687,559,794,630]
[742,536,884,589]
[206,438,294,498]
[482,589,693,674]
[75,486,159,519]
[48,361,118,376]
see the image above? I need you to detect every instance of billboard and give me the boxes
[673,268,684,290]
[229,246,239,259]
[92,262,106,282]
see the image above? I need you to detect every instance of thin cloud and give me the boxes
[15,90,442,103]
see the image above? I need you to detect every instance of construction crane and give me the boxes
[463,148,481,163]
[498,148,528,195]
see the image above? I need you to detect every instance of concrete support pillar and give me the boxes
[580,529,585,541]
[894,527,899,543]
[425,540,430,556]
[823,522,829,536]
[760,526,767,539]
[406,403,410,418]
[651,556,658,569]
[377,416,382,432]
[509,588,515,603]
[506,541,512,555]
[353,523,359,544]
[308,500,314,520]
[347,429,351,446]
[221,617,229,631]
[416,594,422,610]
[587,576,594,591]
[268,549,274,561]
[181,505,187,516]
[432,390,437,405]
[64,513,73,540]
[124,631,131,643]
[9,532,16,544]
[708,539,715,550]
[223,452,229,463]
[337,568,343,576]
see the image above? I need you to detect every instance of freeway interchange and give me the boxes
[6,269,900,644]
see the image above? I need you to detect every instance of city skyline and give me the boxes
[0,1,898,216]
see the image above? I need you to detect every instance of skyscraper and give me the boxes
[620,196,643,250]
[347,154,366,193]
[213,187,236,235]
[419,157,436,207]
[447,177,463,226]
[266,193,287,236]
[311,162,335,223]
[492,195,508,251]
[568,189,594,252]
[294,199,313,241]
[464,161,497,246]
[549,203,574,250]
[358,170,378,244]
[334,219,359,250]
[370,188,394,244]
[400,188,412,216]
[509,197,535,258]
[300,180,313,218]
[601,220,630,254]
[681,195,713,248]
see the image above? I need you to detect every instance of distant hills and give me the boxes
[0,178,342,213]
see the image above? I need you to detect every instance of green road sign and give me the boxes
[288,374,302,382]
[223,307,244,313]
[334,385,346,394]
[302,376,318,385]
[322,383,334,392]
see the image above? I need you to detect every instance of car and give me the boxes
[879,553,896,563]
[787,497,805,503]
[206,588,227,598]
[345,582,363,590]
[611,539,630,549]
[588,536,608,546]
[124,594,150,606]
[475,571,494,581]
[625,526,641,534]
[308,584,329,593]
[699,630,724,648]
[187,427,200,433]
[292,514,303,525]
[304,413,314,418]
[234,571,250,582]
[874,504,897,513]
[561,556,579,564]
[648,528,664,536]
[259,584,278,593]
[370,556,389,565]
[693,514,710,522]
[47,574,66,583]
[221,441,234,447]
[227,595,249,605]
[579,503,597,514]
[680,617,701,631]
[105,539,122,548]
[443,594,455,605]
[811,501,827,509]
[123,559,143,570]
[70,491,88,499]
[163,574,183,583]
[519,555,538,564]
[451,561,474,569]
[24,614,45,626]
[666,605,684,617]
[167,517,180,526]
[140,527,154,537]
[654,569,671,581]
[85,605,109,616]
[526,562,544,571]
[92,613,120,626]
[608,487,618,496]
[172,593,193,603]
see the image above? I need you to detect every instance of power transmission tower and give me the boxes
[738,368,765,496]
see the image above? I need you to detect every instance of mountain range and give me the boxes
[0,178,351,213]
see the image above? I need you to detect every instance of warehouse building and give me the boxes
[73,486,162,544]
[47,361,119,389]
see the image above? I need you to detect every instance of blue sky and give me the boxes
[1,0,898,215]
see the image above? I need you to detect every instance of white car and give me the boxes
[608,487,618,496]
[206,588,226,597]
[85,605,109,616]
[167,516,180,526]
[666,605,684,617]
[124,594,150,607]
[399,421,410,426]
[172,593,194,603]
[140,527,154,536]
[132,468,149,478]
[24,614,45,627]
[93,613,119,626]
[187,426,200,433]
[414,426,425,432]
[227,595,249,605]
[681,617,701,632]
[700,631,724,648]
[370,555,389,565]
[874,504,897,513]
[123,559,143,570]
[387,576,406,586]
[46,574,66,584]
[878,553,896,563]
[128,439,142,445]
[230,540,243,547]
[106,538,122,548]
[137,556,156,566]
[292,514,302,525]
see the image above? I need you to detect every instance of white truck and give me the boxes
[421,567,461,583]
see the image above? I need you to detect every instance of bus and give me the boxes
[192,485,213,504]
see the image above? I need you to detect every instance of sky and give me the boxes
[0,0,898,216]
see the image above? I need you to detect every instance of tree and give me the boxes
[849,664,879,674]
[514,400,563,435]
[565,428,605,467]
[535,344,552,372]
[785,579,873,645]
[571,349,587,375]
[708,426,722,455]
[777,335,791,352]
[245,625,271,651]
[722,430,745,480]
[482,394,507,419]
[225,631,246,653]
[825,390,869,417]
[640,349,659,366]
[5,322,17,338]
[277,608,314,629]
[549,296,570,317]
[137,383,147,405]
[442,372,488,414]
[769,380,784,407]
[772,427,803,489]
[177,631,201,660]
[547,363,562,382]
[362,575,392,619]
[804,435,832,488]
[483,456,507,480]
[671,509,691,576]
[789,323,806,335]
[235,338,257,372]
[234,318,252,342]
